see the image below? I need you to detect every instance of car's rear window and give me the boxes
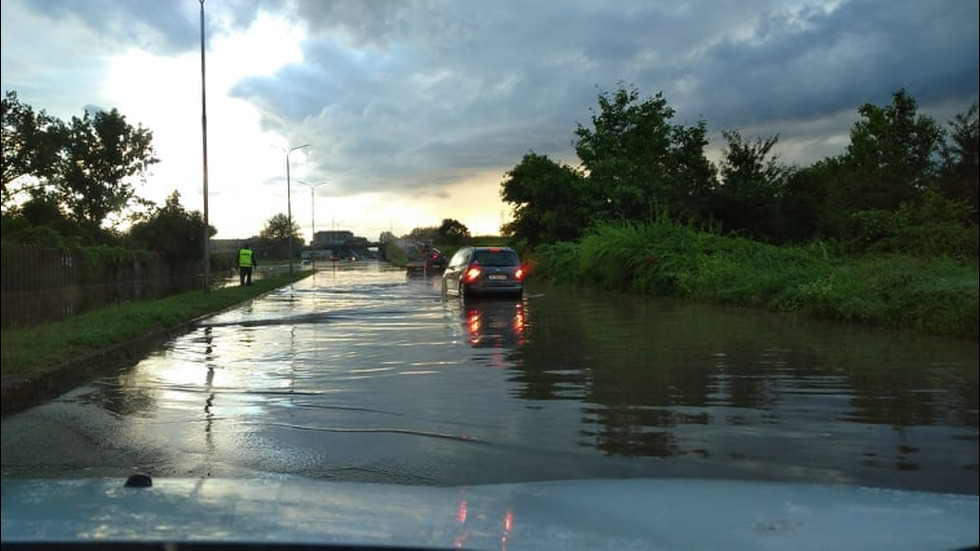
[473,249,520,266]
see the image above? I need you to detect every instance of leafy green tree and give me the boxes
[128,191,214,262]
[500,152,591,246]
[407,226,439,243]
[260,212,302,242]
[839,89,944,212]
[57,108,158,230]
[668,119,717,220]
[940,102,979,224]
[437,218,471,245]
[573,85,716,222]
[1,91,67,209]
[259,213,303,260]
[3,93,158,235]
[711,130,792,240]
[773,166,824,243]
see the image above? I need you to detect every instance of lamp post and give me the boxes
[295,180,328,270]
[199,0,210,292]
[275,144,309,274]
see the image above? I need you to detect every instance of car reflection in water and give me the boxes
[460,298,527,348]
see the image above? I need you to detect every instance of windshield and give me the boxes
[473,249,520,266]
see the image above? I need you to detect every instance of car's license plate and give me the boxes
[488,274,507,280]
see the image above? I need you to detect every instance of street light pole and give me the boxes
[277,144,309,274]
[199,0,211,292]
[295,180,328,270]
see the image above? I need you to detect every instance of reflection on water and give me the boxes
[5,261,977,495]
[452,298,527,349]
[509,286,978,492]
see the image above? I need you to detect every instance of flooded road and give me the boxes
[2,260,977,495]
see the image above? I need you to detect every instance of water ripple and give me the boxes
[259,422,483,443]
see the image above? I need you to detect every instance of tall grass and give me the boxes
[528,218,979,340]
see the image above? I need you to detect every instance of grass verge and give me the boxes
[1,270,312,378]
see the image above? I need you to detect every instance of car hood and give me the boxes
[2,477,977,550]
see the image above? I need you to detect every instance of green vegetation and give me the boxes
[495,84,978,340]
[530,218,979,340]
[3,90,162,247]
[0,271,311,376]
[500,87,978,252]
[258,212,304,260]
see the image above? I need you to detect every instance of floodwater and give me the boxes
[2,261,977,495]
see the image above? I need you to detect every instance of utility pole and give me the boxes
[199,0,211,292]
[295,180,328,270]
[275,144,309,274]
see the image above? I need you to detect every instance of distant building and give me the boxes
[313,230,355,248]
[211,232,373,262]
[306,230,372,260]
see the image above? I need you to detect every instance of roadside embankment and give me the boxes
[1,270,312,416]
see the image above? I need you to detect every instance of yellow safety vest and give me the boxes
[238,248,254,267]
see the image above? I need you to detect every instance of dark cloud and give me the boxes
[11,0,980,197]
[247,1,968,194]
[25,0,199,52]
[690,0,980,127]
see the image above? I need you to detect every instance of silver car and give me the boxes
[441,247,525,299]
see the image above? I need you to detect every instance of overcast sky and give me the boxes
[2,0,977,241]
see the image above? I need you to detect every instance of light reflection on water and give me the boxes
[3,261,977,495]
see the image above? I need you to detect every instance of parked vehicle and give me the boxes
[441,246,524,299]
[405,243,446,274]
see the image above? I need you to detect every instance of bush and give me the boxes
[531,217,978,339]
[847,192,979,260]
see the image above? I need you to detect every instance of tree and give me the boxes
[57,108,158,229]
[437,218,471,244]
[260,213,303,260]
[128,191,214,262]
[1,91,66,209]
[2,93,159,233]
[711,130,792,240]
[573,85,716,222]
[839,88,944,212]
[669,119,717,221]
[940,102,979,224]
[260,212,302,242]
[500,152,592,246]
[407,226,439,243]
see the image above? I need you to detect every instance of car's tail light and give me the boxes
[464,266,482,282]
[514,266,525,281]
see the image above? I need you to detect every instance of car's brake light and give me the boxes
[464,267,482,282]
[514,266,525,281]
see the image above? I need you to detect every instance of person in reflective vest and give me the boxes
[238,243,257,286]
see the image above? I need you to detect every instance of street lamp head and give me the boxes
[295,179,330,190]
[272,143,309,155]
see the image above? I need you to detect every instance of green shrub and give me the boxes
[531,217,978,339]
